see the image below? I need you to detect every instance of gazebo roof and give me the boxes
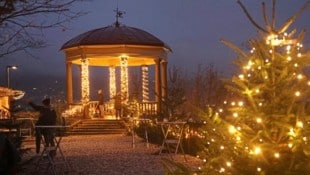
[61,24,171,51]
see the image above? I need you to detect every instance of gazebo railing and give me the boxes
[138,101,158,116]
[69,100,158,119]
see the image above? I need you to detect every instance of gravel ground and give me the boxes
[19,134,202,175]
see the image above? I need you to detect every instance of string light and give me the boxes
[109,66,116,99]
[141,65,149,102]
[256,118,262,123]
[274,152,280,158]
[233,112,238,118]
[219,168,225,173]
[226,162,232,167]
[257,167,262,172]
[229,125,237,134]
[239,74,245,79]
[120,56,129,102]
[297,74,303,80]
[296,121,303,128]
[288,143,293,148]
[81,58,90,103]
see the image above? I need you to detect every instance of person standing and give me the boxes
[0,133,20,175]
[97,89,104,117]
[114,93,122,119]
[28,97,57,154]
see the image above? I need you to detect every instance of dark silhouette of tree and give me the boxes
[0,0,86,58]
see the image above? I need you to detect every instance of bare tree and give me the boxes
[190,63,226,109]
[0,0,87,58]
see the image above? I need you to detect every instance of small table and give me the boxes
[34,125,70,175]
[16,117,36,137]
[157,121,187,160]
[132,118,152,148]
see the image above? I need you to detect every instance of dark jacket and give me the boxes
[29,102,57,126]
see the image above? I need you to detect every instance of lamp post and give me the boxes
[6,65,18,88]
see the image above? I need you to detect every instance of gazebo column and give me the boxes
[109,66,116,99]
[66,62,73,105]
[154,59,162,113]
[141,65,149,102]
[81,57,90,103]
[120,56,129,102]
[161,60,168,113]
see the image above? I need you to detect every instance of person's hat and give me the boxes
[42,97,50,106]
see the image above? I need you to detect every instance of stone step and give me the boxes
[67,131,125,135]
[71,128,126,132]
[69,119,127,135]
[75,125,123,129]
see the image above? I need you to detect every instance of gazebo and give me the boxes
[60,21,171,118]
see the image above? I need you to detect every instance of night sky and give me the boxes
[0,0,309,99]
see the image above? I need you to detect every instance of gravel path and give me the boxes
[19,134,202,175]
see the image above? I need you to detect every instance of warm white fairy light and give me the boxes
[257,167,262,172]
[233,112,238,118]
[62,105,83,117]
[295,91,300,97]
[256,118,262,123]
[287,56,292,61]
[226,161,232,167]
[229,125,237,134]
[266,33,295,46]
[238,101,244,106]
[219,167,225,173]
[141,65,149,102]
[288,143,293,148]
[251,146,261,155]
[239,74,245,79]
[296,121,303,128]
[289,128,296,137]
[250,48,255,53]
[81,58,90,103]
[286,45,291,52]
[109,66,116,99]
[236,136,241,141]
[274,152,280,158]
[303,137,307,142]
[120,56,129,102]
[297,53,302,57]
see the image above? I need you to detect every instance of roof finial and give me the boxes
[114,2,125,27]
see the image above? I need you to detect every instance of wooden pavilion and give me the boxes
[61,21,171,118]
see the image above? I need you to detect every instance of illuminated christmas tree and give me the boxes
[197,1,310,174]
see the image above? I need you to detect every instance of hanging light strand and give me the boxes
[142,65,149,102]
[109,66,116,99]
[81,58,90,103]
[120,56,129,102]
